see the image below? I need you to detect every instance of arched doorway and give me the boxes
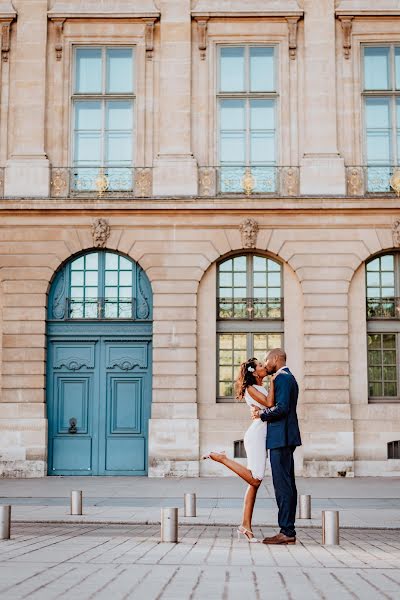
[46,251,152,475]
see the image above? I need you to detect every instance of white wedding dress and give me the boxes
[243,384,268,481]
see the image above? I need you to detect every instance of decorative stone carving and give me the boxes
[393,220,400,248]
[240,219,259,249]
[338,16,353,59]
[137,268,151,319]
[51,271,66,320]
[346,167,364,196]
[91,218,110,248]
[286,16,300,60]
[54,357,94,370]
[52,18,65,61]
[195,17,208,60]
[144,19,156,60]
[198,167,216,196]
[108,357,145,370]
[1,19,13,62]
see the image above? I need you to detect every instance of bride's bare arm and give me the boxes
[247,378,275,408]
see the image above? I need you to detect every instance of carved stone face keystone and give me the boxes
[92,218,111,248]
[239,218,259,249]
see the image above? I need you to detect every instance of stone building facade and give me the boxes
[1,0,400,478]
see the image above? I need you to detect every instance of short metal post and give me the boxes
[70,490,82,516]
[161,508,178,543]
[184,493,196,517]
[322,510,340,545]
[0,506,11,540]
[298,494,311,519]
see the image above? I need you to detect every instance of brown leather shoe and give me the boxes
[262,533,296,545]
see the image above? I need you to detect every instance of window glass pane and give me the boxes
[365,98,391,163]
[75,48,102,93]
[85,253,98,269]
[251,132,275,164]
[74,133,101,164]
[220,47,245,92]
[75,101,102,129]
[220,133,245,163]
[106,132,132,164]
[106,48,133,93]
[106,253,119,269]
[106,101,133,130]
[250,47,274,92]
[395,48,400,89]
[220,100,245,130]
[364,47,390,90]
[250,100,275,130]
[105,271,118,286]
[381,254,394,270]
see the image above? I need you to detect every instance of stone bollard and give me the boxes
[184,493,196,517]
[70,490,83,515]
[322,510,340,545]
[0,505,11,540]
[298,494,311,519]
[161,508,178,543]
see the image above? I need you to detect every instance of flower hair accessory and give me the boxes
[247,366,255,373]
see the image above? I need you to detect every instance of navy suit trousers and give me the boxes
[270,447,297,538]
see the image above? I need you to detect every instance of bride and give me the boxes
[203,357,275,542]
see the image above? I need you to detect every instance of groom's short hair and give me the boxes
[265,348,286,362]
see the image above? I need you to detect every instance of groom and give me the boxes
[252,348,301,544]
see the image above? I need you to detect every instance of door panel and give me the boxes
[106,438,145,471]
[56,377,90,434]
[52,438,92,471]
[48,337,151,475]
[109,378,142,434]
[48,340,98,475]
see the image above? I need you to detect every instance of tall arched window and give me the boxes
[366,253,399,401]
[217,254,283,401]
[48,251,152,321]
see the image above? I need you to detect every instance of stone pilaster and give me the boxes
[5,0,49,197]
[153,0,197,195]
[300,0,345,195]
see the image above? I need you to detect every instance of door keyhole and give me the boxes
[68,417,78,434]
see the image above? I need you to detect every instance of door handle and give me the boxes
[68,417,78,434]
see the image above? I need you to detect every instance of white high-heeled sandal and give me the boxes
[237,526,259,543]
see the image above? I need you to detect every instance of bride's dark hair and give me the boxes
[235,357,258,400]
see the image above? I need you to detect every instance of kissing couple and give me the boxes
[203,348,301,544]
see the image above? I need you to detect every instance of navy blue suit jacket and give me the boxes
[260,368,302,450]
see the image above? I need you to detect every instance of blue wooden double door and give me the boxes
[47,334,151,475]
[47,250,153,476]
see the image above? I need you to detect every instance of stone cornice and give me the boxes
[192,11,303,18]
[336,0,400,17]
[48,0,159,20]
[192,0,303,18]
[1,198,400,214]
[0,1,16,19]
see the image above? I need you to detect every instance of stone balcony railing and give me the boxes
[50,167,153,198]
[198,165,300,197]
[0,164,398,199]
[346,166,400,196]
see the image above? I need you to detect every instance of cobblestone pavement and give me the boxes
[1,524,400,599]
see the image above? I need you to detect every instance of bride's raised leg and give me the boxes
[209,452,261,488]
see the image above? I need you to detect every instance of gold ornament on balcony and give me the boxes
[95,169,109,197]
[390,170,400,197]
[242,168,255,196]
